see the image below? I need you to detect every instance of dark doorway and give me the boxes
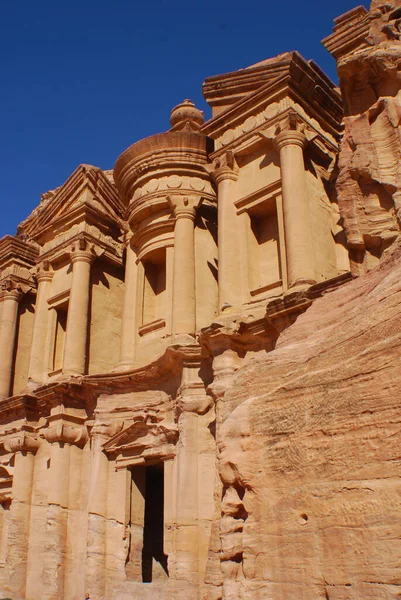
[142,463,168,582]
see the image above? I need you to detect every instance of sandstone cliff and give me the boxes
[217,240,401,600]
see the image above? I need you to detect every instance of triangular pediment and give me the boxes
[103,408,178,469]
[202,51,342,146]
[203,51,297,116]
[18,164,125,242]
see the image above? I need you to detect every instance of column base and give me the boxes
[285,278,317,294]
[112,361,134,372]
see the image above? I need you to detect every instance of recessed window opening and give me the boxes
[53,306,68,371]
[249,207,281,293]
[142,249,167,326]
[128,463,168,583]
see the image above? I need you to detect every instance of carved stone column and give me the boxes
[27,263,54,387]
[5,432,40,600]
[173,356,215,596]
[0,283,23,398]
[63,239,96,375]
[168,195,202,335]
[42,421,88,600]
[85,421,112,600]
[275,128,316,290]
[118,235,138,369]
[212,152,241,309]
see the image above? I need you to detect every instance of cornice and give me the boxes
[36,213,123,268]
[18,164,124,242]
[127,176,216,226]
[0,394,43,427]
[0,236,38,269]
[234,180,281,215]
[202,69,342,147]
[114,131,213,201]
[209,105,339,166]
[322,6,370,60]
[203,51,296,111]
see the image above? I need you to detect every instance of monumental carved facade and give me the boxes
[0,1,401,598]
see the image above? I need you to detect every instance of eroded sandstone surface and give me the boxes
[217,240,401,600]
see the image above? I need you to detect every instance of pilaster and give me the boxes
[27,262,54,388]
[63,237,97,376]
[274,118,317,290]
[0,282,24,399]
[41,417,88,600]
[118,232,138,369]
[168,195,203,335]
[4,431,40,600]
[172,352,215,596]
[211,151,242,310]
[85,419,114,600]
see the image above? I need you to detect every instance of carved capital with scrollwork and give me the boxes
[0,279,25,304]
[167,194,203,222]
[69,236,98,266]
[4,431,40,455]
[273,111,309,151]
[211,150,239,184]
[43,420,88,448]
[34,260,54,285]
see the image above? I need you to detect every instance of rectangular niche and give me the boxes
[248,204,282,296]
[235,181,284,297]
[47,290,70,376]
[140,248,167,332]
[127,463,169,583]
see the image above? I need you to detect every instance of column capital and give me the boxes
[5,431,40,455]
[69,236,98,265]
[0,279,24,303]
[167,194,203,221]
[275,128,307,151]
[35,260,54,284]
[43,419,88,448]
[211,150,238,184]
[90,418,122,441]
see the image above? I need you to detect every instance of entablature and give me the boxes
[205,96,340,165]
[0,236,38,294]
[127,174,216,226]
[114,131,213,203]
[36,218,123,268]
[322,6,370,60]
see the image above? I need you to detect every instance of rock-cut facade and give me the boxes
[0,1,401,598]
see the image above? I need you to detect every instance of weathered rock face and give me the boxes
[323,0,401,271]
[217,239,401,600]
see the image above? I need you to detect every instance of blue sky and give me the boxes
[1,0,369,238]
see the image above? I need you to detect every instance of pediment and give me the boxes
[203,51,297,116]
[18,164,125,242]
[103,408,178,469]
[202,51,342,146]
